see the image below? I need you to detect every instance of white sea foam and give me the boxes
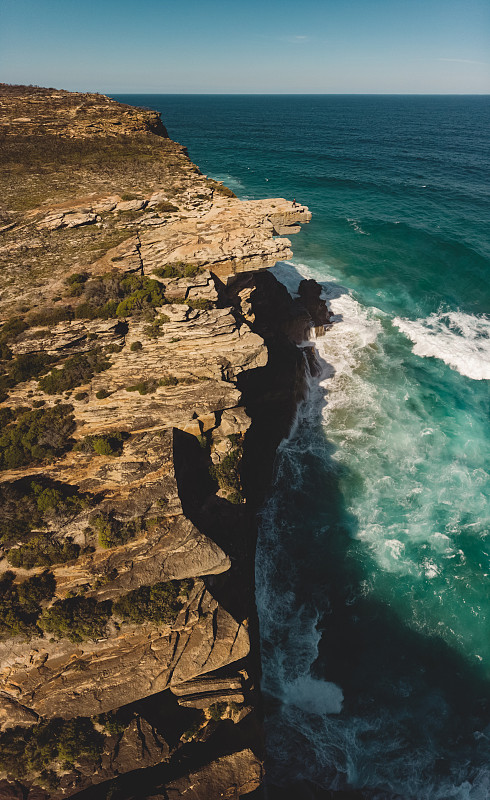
[347,217,370,235]
[283,675,343,715]
[393,310,490,380]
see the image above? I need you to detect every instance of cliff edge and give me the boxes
[0,85,325,800]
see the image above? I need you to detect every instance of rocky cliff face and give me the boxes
[0,85,327,800]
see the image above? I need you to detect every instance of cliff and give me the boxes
[0,85,326,799]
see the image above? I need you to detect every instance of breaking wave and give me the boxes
[393,310,490,380]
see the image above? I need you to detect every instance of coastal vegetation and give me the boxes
[154,261,203,279]
[0,571,55,639]
[0,405,75,470]
[210,435,244,504]
[113,579,192,624]
[90,511,145,548]
[77,431,127,456]
[0,478,88,547]
[7,535,81,569]
[39,595,112,642]
[38,348,111,394]
[0,716,105,785]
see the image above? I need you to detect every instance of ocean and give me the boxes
[113,94,490,799]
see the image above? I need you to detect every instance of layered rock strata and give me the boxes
[0,85,327,799]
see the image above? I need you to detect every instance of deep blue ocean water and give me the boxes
[115,95,490,799]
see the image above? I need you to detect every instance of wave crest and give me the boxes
[393,310,490,380]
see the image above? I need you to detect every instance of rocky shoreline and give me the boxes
[0,85,330,799]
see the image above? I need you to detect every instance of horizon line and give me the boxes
[106,91,490,96]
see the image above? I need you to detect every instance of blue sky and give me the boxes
[2,0,489,93]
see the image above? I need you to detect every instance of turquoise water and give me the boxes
[115,95,490,798]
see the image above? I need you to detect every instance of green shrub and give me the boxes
[0,407,15,428]
[7,352,53,384]
[74,391,88,400]
[0,479,87,548]
[130,340,143,351]
[0,571,55,640]
[153,201,178,213]
[113,579,192,625]
[181,712,205,741]
[120,192,139,201]
[125,380,157,395]
[115,278,166,318]
[154,262,203,280]
[143,315,169,339]
[0,404,75,470]
[0,316,28,349]
[0,717,104,780]
[159,374,179,387]
[79,432,126,456]
[70,274,167,322]
[187,298,213,311]
[74,299,119,320]
[39,595,112,642]
[97,711,130,736]
[208,701,227,721]
[210,440,244,502]
[95,389,111,399]
[184,264,203,278]
[0,352,53,400]
[7,535,80,569]
[66,272,89,286]
[65,272,89,297]
[38,349,110,394]
[91,512,143,548]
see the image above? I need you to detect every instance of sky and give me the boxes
[1,0,489,94]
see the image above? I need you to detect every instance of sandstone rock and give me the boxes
[165,749,263,799]
[39,210,99,231]
[0,693,38,732]
[111,718,169,772]
[116,199,147,212]
[141,197,310,283]
[0,584,249,719]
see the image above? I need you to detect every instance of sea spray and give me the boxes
[393,310,490,380]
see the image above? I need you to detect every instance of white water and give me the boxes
[393,310,490,380]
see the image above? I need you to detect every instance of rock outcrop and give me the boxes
[0,84,329,799]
